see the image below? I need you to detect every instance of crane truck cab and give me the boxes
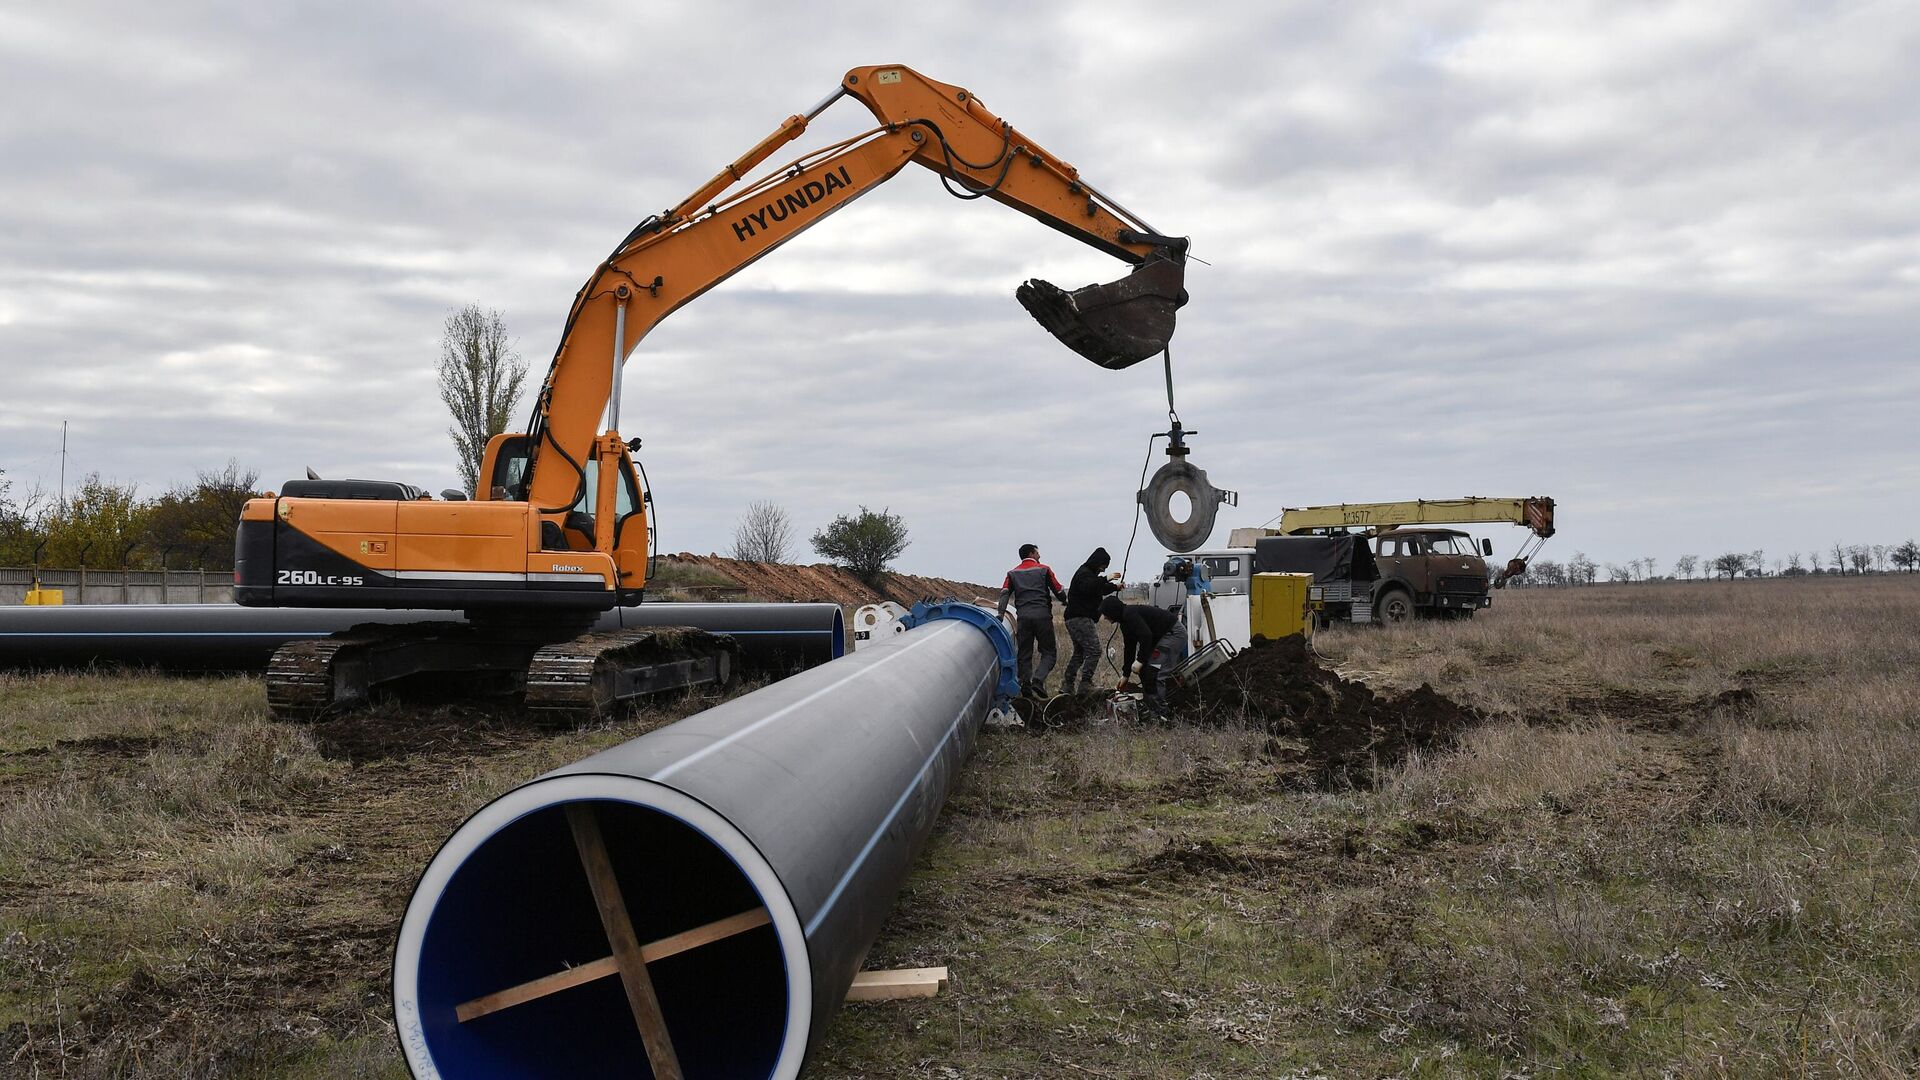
[1368,528,1494,622]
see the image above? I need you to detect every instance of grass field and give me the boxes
[2,576,1917,1077]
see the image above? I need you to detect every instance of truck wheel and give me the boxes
[1376,589,1414,625]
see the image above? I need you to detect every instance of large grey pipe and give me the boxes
[393,613,1007,1079]
[0,602,844,674]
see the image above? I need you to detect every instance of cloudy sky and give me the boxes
[2,1,1915,583]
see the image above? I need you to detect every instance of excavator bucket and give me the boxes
[1016,255,1188,370]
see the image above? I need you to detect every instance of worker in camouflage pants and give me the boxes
[1062,547,1121,694]
[996,543,1067,697]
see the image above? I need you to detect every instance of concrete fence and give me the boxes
[1,566,234,606]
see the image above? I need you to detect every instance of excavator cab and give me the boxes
[1017,244,1188,370]
[479,431,650,597]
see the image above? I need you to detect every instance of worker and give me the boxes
[1062,547,1122,695]
[1098,595,1178,714]
[997,543,1067,697]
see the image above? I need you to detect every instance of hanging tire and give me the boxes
[1376,588,1414,625]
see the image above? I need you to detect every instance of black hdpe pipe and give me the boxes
[0,602,844,675]
[393,608,1016,1079]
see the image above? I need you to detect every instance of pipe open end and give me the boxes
[394,776,811,1080]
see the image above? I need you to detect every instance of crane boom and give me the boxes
[1277,497,1555,538]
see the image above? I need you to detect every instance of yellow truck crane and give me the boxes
[1227,497,1556,622]
[235,64,1191,720]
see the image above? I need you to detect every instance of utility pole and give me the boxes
[58,420,67,503]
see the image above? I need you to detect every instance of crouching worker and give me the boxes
[1099,595,1178,714]
[997,543,1067,697]
[1062,547,1122,694]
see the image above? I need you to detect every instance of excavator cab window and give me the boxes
[488,436,532,502]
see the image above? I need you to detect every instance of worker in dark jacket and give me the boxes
[1099,595,1178,711]
[997,543,1067,697]
[1062,547,1121,694]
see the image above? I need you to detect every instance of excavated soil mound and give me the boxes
[658,552,995,608]
[1167,637,1480,789]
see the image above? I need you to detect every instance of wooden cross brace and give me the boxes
[451,803,773,1080]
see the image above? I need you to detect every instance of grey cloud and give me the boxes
[2,1,1916,584]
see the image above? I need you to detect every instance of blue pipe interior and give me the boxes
[413,798,791,1078]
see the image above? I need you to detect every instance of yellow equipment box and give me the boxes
[24,588,64,606]
[1250,572,1311,641]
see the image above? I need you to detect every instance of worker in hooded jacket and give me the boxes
[1062,547,1122,694]
[997,543,1067,697]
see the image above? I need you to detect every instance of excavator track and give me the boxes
[264,621,515,723]
[265,635,367,722]
[525,627,734,724]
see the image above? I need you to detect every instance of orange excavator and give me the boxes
[235,64,1190,720]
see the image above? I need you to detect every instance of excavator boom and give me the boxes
[521,63,1187,515]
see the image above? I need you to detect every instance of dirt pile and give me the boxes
[1165,637,1481,788]
[658,552,995,608]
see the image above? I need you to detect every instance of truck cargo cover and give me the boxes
[1253,536,1379,583]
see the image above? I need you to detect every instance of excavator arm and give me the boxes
[514,63,1189,517]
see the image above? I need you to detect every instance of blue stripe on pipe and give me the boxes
[804,663,994,938]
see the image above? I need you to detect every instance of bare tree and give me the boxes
[1871,544,1890,572]
[438,305,528,496]
[1569,551,1596,585]
[1710,552,1748,580]
[1830,542,1848,575]
[730,500,795,563]
[1750,549,1765,577]
[1848,544,1872,575]
[1786,551,1804,575]
[1674,554,1698,580]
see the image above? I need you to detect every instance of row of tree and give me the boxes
[732,501,910,583]
[1520,542,1920,586]
[0,462,261,570]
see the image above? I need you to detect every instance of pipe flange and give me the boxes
[908,599,1021,704]
[1138,459,1235,553]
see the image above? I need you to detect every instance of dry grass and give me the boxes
[2,577,1917,1077]
[0,676,739,1079]
[816,577,1920,1078]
